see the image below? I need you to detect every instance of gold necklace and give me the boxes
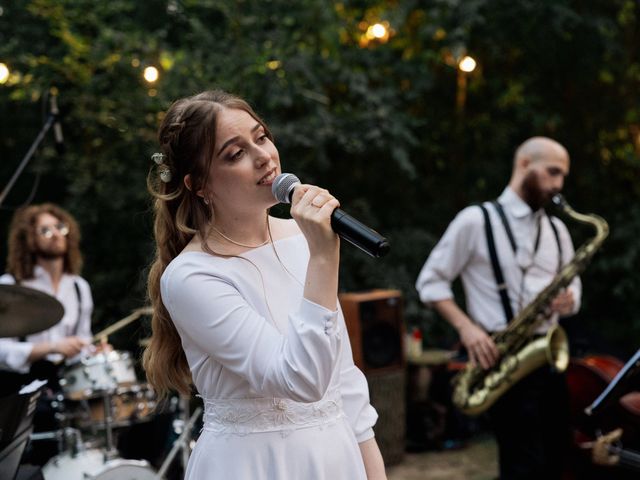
[210,225,269,249]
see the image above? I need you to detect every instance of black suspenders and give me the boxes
[72,280,83,335]
[480,201,563,323]
[479,204,515,323]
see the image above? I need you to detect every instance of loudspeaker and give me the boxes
[339,290,406,466]
[339,289,405,374]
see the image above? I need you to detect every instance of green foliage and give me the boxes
[0,0,638,356]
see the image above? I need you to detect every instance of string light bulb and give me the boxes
[368,23,387,39]
[143,66,159,83]
[0,62,9,84]
[458,56,477,73]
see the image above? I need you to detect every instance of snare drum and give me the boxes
[61,351,138,400]
[42,448,157,480]
[73,383,157,429]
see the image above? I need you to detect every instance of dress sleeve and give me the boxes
[337,309,378,443]
[416,206,482,304]
[161,260,342,403]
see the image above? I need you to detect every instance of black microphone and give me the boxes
[272,173,390,258]
[49,91,65,155]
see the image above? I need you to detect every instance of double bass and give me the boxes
[566,351,640,478]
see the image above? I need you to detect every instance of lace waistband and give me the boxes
[201,389,344,436]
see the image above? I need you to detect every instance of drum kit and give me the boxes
[0,284,200,480]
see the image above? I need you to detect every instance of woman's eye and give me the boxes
[231,150,244,160]
[256,134,268,144]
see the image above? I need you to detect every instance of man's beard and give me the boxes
[521,171,554,211]
[36,248,65,260]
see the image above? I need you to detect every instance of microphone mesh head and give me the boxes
[272,173,300,204]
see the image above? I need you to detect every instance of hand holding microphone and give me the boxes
[272,173,390,258]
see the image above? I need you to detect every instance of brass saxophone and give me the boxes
[452,194,609,416]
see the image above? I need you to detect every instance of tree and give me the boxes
[0,0,638,355]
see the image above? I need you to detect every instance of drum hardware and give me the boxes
[156,405,202,479]
[0,284,64,337]
[30,426,84,460]
[178,396,191,470]
[99,389,119,461]
[38,391,199,479]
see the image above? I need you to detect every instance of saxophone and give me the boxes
[452,194,609,416]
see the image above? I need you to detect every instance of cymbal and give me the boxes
[0,284,64,338]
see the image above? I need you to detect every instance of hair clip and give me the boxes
[151,152,165,165]
[152,152,172,182]
[158,165,172,183]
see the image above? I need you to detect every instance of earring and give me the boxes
[203,198,210,205]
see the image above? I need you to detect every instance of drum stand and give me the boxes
[30,426,83,457]
[156,404,202,479]
[100,388,119,461]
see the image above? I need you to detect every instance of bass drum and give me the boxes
[42,449,157,480]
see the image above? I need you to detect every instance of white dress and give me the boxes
[161,231,378,479]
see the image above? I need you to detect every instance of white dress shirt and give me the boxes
[416,187,581,333]
[0,266,93,372]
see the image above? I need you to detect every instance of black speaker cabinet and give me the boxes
[339,289,405,374]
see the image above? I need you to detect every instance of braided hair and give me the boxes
[142,90,273,399]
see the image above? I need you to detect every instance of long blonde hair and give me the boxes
[142,90,272,399]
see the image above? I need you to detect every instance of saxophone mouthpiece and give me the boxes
[551,194,567,209]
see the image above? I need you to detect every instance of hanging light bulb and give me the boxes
[458,56,477,73]
[0,62,9,84]
[143,66,159,83]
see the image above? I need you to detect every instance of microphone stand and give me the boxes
[0,105,57,208]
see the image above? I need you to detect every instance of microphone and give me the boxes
[49,91,65,155]
[272,173,390,258]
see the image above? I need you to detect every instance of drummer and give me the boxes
[0,203,94,394]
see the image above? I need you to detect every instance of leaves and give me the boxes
[0,0,638,354]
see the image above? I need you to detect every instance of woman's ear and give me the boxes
[184,174,205,199]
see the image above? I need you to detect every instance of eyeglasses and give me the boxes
[37,222,69,239]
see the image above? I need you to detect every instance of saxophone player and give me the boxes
[415,137,582,479]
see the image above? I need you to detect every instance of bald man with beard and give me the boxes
[416,137,582,479]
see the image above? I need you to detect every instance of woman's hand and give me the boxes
[290,184,340,258]
[290,184,341,310]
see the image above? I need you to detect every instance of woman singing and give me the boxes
[142,90,386,479]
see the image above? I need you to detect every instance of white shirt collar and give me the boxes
[497,186,538,219]
[33,264,55,287]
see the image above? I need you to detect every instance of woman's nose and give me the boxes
[254,147,270,167]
